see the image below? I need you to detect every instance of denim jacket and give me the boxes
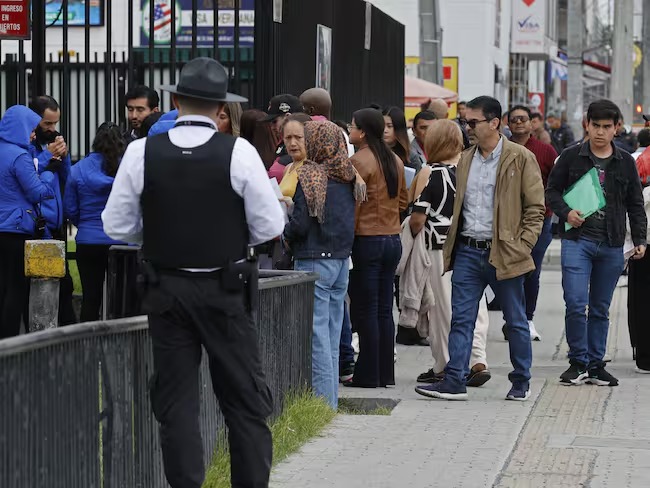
[283,180,355,260]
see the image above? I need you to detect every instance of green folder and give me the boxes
[562,167,606,231]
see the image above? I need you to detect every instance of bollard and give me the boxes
[24,240,66,331]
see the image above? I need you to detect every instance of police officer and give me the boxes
[102,57,285,488]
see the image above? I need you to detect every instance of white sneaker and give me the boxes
[394,346,398,363]
[352,332,359,354]
[528,320,541,341]
[635,367,650,374]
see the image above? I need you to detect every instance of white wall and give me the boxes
[368,0,419,57]
[440,0,511,107]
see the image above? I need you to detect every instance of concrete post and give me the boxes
[24,240,66,331]
[611,0,634,125]
[567,0,585,141]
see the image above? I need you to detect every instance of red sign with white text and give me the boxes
[0,0,30,40]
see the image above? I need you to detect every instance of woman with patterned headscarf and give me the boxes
[282,120,357,409]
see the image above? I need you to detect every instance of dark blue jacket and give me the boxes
[283,180,355,260]
[0,106,55,235]
[29,141,72,235]
[64,152,124,246]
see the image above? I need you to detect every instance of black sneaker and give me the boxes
[559,363,588,385]
[502,323,509,341]
[417,368,444,383]
[585,367,619,387]
[339,362,355,384]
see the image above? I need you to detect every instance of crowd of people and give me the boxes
[1,73,650,406]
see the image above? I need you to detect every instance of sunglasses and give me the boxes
[510,116,530,124]
[466,119,489,129]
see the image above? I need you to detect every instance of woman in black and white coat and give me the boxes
[408,119,491,388]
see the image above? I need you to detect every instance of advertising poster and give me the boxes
[141,0,254,48]
[443,57,459,119]
[45,0,104,26]
[316,24,332,92]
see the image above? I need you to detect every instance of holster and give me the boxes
[221,257,258,313]
[137,252,160,296]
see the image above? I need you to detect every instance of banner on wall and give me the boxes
[0,0,30,39]
[140,0,254,48]
[316,24,332,92]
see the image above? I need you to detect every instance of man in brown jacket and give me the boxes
[415,96,545,402]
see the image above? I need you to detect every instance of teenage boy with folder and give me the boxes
[546,99,647,387]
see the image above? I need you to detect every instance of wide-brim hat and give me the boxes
[160,57,247,103]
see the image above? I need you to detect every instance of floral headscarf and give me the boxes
[297,121,356,223]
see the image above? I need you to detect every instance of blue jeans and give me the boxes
[339,301,355,368]
[525,216,554,320]
[447,244,532,388]
[349,235,401,387]
[561,238,624,369]
[295,258,350,409]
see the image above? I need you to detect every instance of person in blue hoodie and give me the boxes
[147,109,178,136]
[64,122,126,322]
[0,105,56,338]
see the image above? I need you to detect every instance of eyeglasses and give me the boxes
[347,124,359,131]
[466,119,489,129]
[510,116,530,124]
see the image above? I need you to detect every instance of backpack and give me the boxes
[636,147,650,185]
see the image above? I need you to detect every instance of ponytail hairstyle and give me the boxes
[93,122,126,178]
[382,106,410,166]
[353,108,399,198]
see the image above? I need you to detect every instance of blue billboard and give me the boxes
[45,1,104,26]
[140,0,254,48]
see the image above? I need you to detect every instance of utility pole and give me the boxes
[611,0,634,125]
[419,0,442,84]
[643,0,650,117]
[567,0,584,139]
[31,0,47,99]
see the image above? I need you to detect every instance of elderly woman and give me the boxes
[282,120,356,409]
[407,120,491,396]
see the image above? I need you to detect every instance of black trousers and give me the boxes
[145,273,273,488]
[0,233,29,338]
[76,244,110,322]
[628,253,650,370]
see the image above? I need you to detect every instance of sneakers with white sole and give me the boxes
[528,320,541,341]
[635,367,650,374]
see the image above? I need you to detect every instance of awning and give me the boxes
[404,75,458,106]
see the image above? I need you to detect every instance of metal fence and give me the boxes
[0,271,316,487]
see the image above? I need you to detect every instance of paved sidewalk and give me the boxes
[270,270,650,488]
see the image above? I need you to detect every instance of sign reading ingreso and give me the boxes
[0,0,30,40]
[511,0,546,54]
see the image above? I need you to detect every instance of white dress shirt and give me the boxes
[102,114,285,250]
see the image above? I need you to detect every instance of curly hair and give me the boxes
[93,122,126,178]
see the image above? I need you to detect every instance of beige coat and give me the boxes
[442,138,545,280]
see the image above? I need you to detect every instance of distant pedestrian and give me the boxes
[531,112,552,145]
[217,102,243,137]
[300,87,355,156]
[265,94,304,182]
[124,85,160,144]
[282,121,356,408]
[103,57,284,488]
[631,128,650,162]
[547,112,575,154]
[382,106,412,169]
[502,105,558,342]
[409,110,436,170]
[64,122,126,322]
[547,99,646,387]
[137,112,163,139]
[345,108,408,388]
[240,109,278,169]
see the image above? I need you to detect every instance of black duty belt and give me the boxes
[459,236,492,250]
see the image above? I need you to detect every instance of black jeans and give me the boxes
[76,244,111,323]
[349,235,402,387]
[628,252,650,370]
[0,233,29,338]
[145,273,273,488]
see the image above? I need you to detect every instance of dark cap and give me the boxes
[643,114,650,122]
[264,94,303,122]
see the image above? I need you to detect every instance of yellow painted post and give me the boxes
[24,240,66,331]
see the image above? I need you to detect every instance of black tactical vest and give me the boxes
[141,131,248,268]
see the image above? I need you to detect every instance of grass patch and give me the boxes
[337,397,399,416]
[67,240,82,295]
[203,391,335,488]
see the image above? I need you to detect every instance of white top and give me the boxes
[102,114,285,249]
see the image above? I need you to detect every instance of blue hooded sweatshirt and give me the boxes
[0,106,55,236]
[29,134,72,235]
[63,152,125,246]
[148,109,178,136]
